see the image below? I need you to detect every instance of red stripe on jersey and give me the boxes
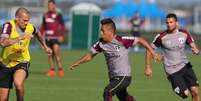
[1,23,12,36]
[115,35,135,49]
[153,31,167,47]
[93,41,102,52]
[179,29,194,45]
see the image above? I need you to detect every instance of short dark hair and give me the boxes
[101,18,116,31]
[166,13,177,21]
[48,0,56,4]
[15,7,30,17]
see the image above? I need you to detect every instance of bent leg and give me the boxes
[116,89,135,101]
[183,63,200,101]
[168,70,190,99]
[14,69,27,101]
[190,86,200,101]
[103,76,131,101]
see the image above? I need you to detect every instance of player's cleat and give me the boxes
[46,70,57,76]
[57,70,65,76]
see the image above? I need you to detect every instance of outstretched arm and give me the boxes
[69,52,97,70]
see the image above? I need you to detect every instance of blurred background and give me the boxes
[0,0,201,49]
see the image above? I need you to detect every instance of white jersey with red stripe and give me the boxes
[152,29,194,75]
[90,35,139,79]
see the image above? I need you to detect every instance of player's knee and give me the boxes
[14,83,24,91]
[191,87,200,97]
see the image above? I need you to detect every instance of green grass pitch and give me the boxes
[8,49,201,101]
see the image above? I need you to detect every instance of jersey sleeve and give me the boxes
[118,36,139,48]
[1,23,12,38]
[90,41,102,54]
[185,31,194,45]
[33,26,39,35]
[179,29,194,45]
[152,34,162,49]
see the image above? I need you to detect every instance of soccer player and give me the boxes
[145,13,200,101]
[130,12,144,52]
[40,0,65,76]
[0,7,52,101]
[69,18,160,101]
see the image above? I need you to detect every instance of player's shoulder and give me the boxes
[1,21,12,30]
[155,30,168,39]
[2,21,12,27]
[178,28,190,34]
[116,35,136,41]
[44,11,53,16]
[92,38,103,45]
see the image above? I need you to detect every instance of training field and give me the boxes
[8,49,201,101]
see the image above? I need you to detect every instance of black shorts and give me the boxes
[104,76,131,96]
[0,62,30,88]
[168,62,199,97]
[45,39,61,48]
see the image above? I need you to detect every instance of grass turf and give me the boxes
[8,49,201,101]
